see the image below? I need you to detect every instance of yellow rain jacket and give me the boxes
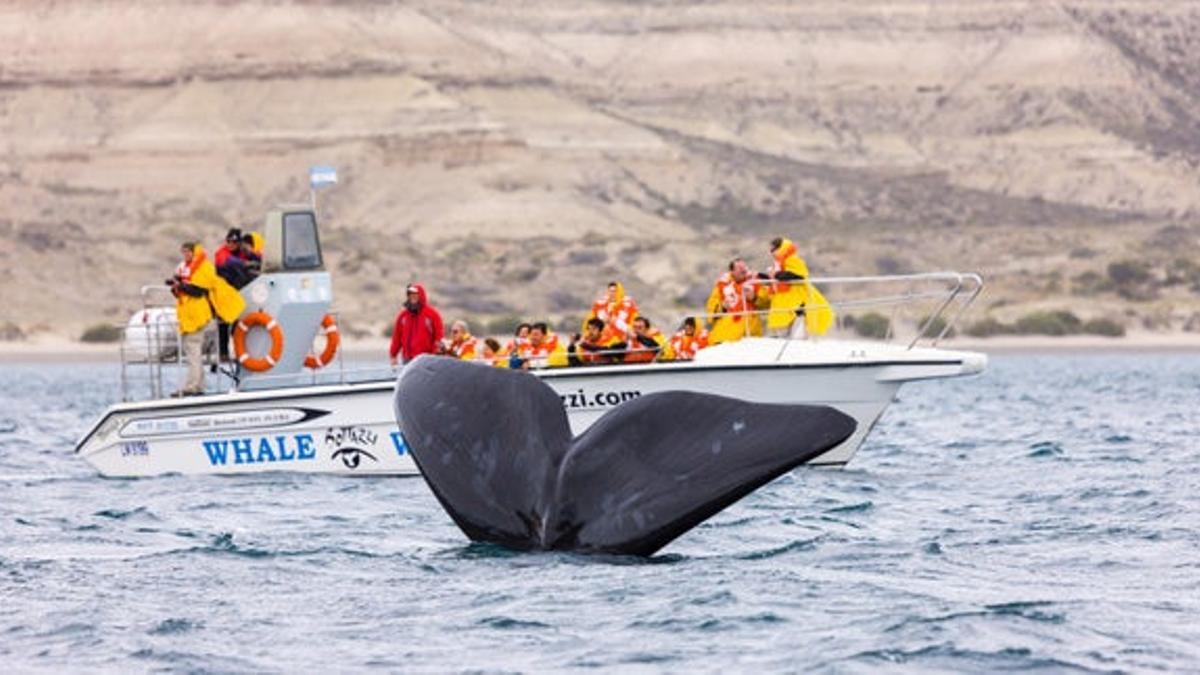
[705,273,767,344]
[766,239,834,335]
[175,246,247,334]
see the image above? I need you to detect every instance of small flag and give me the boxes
[309,165,338,188]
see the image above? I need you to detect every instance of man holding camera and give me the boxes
[167,241,245,396]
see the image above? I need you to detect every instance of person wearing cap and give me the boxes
[389,283,444,367]
[215,228,260,290]
[212,227,259,361]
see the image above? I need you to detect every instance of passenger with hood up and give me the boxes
[389,283,444,366]
[583,281,639,344]
[167,241,246,396]
[764,237,834,337]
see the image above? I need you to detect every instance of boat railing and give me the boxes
[118,285,186,401]
[117,271,982,401]
[724,271,983,349]
[118,285,396,401]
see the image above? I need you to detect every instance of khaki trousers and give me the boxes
[181,330,206,394]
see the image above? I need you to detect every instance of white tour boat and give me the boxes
[75,207,986,477]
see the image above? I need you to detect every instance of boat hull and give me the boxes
[76,342,985,477]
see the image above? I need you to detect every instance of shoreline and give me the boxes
[2,333,1199,363]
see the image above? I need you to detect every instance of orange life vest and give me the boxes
[624,329,666,363]
[451,334,479,361]
[669,329,709,361]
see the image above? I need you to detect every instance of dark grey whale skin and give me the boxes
[394,355,858,557]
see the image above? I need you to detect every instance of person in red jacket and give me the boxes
[389,283,444,366]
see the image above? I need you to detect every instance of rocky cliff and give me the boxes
[2,0,1198,340]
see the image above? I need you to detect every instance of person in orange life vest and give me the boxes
[389,283,445,367]
[583,281,638,344]
[519,322,568,369]
[669,316,709,361]
[480,337,507,367]
[568,317,625,367]
[706,258,767,344]
[625,316,672,363]
[498,322,531,369]
[446,320,479,361]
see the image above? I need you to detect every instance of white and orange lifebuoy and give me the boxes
[304,314,340,369]
[233,310,284,372]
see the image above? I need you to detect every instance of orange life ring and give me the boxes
[304,314,340,369]
[233,311,284,372]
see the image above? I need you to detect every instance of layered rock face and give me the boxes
[2,1,1198,338]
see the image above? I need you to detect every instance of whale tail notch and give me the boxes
[395,356,857,556]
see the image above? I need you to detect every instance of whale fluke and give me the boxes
[395,356,857,556]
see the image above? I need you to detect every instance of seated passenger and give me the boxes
[764,237,834,338]
[706,258,767,344]
[625,317,670,363]
[447,320,478,361]
[501,322,531,369]
[481,337,506,367]
[519,322,568,369]
[669,317,709,361]
[569,318,625,367]
[583,281,638,344]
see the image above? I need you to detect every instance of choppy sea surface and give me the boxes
[1,355,1198,672]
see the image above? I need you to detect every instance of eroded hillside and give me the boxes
[1,0,1199,339]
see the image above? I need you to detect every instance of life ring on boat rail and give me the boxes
[304,314,341,369]
[233,311,284,372]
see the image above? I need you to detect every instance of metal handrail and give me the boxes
[115,271,984,401]
[706,271,982,349]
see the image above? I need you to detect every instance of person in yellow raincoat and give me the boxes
[168,242,246,395]
[705,258,768,344]
[765,237,834,337]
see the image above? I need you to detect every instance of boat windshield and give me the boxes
[283,212,322,270]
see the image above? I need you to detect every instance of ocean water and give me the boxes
[1,355,1198,672]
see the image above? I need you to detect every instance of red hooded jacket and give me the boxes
[389,284,444,362]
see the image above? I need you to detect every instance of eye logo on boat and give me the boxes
[324,426,380,470]
[331,446,378,469]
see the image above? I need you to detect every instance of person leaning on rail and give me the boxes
[762,237,834,339]
[568,317,625,367]
[624,316,672,363]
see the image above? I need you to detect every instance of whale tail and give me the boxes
[395,356,857,556]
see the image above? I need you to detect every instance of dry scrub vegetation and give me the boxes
[1,1,1198,341]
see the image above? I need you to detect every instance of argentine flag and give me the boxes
[310,165,338,189]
